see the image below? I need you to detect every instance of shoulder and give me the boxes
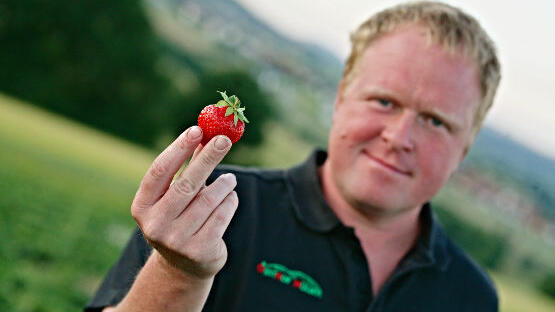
[208,164,291,201]
[208,163,292,219]
[442,234,499,309]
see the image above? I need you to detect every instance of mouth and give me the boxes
[363,151,412,177]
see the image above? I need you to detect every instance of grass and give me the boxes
[493,273,555,312]
[0,92,553,311]
[0,93,150,311]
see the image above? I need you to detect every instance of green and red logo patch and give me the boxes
[256,261,323,299]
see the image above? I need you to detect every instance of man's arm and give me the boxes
[104,251,214,312]
[99,125,238,311]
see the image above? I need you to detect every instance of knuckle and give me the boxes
[130,205,141,223]
[213,212,227,226]
[166,231,182,251]
[131,201,148,225]
[130,201,140,217]
[178,136,188,151]
[198,192,215,208]
[205,241,227,265]
[184,209,204,231]
[197,155,214,170]
[174,177,197,196]
[142,220,163,243]
[214,240,228,260]
[199,150,220,167]
[149,160,167,180]
[183,243,203,263]
[179,134,197,151]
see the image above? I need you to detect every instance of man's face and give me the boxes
[327,25,481,217]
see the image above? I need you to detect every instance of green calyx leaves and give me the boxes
[215,91,249,126]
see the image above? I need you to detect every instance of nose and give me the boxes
[381,111,416,152]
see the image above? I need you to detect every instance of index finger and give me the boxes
[161,135,232,214]
[133,126,203,209]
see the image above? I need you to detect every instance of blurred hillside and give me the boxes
[147,0,343,144]
[466,128,555,223]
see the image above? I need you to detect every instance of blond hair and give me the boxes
[343,1,501,142]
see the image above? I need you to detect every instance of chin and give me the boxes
[339,176,411,217]
[355,194,407,217]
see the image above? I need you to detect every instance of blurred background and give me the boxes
[0,0,553,311]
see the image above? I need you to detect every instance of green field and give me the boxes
[1,93,553,311]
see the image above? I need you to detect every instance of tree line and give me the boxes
[0,0,275,149]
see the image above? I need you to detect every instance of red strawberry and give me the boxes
[197,91,249,145]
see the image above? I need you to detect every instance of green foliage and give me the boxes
[434,204,508,270]
[539,273,555,299]
[0,0,182,146]
[0,1,277,151]
[169,70,277,147]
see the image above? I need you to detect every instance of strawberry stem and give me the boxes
[216,90,249,126]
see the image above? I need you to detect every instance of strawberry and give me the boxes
[197,91,249,145]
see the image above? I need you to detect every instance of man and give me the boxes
[86,1,501,311]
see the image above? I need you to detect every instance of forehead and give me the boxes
[349,25,481,123]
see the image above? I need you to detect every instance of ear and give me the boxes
[460,130,478,163]
[448,142,470,180]
[447,138,470,179]
[460,145,469,162]
[334,80,346,112]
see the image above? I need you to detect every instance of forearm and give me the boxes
[109,251,214,312]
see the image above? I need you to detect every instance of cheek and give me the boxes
[332,103,383,146]
[416,139,460,188]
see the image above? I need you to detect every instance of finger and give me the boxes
[195,191,238,239]
[191,143,204,163]
[178,143,205,186]
[175,173,236,236]
[162,135,232,213]
[133,126,203,209]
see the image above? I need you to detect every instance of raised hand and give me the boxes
[131,126,238,280]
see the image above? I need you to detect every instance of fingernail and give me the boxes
[215,136,231,150]
[225,173,236,184]
[188,126,201,139]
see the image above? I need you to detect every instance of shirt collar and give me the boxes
[285,149,450,270]
[285,149,340,232]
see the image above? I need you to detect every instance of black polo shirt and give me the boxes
[86,149,498,311]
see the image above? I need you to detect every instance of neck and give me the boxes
[318,159,424,295]
[318,160,422,250]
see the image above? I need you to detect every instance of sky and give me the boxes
[236,0,555,160]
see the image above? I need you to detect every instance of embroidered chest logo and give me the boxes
[256,261,323,299]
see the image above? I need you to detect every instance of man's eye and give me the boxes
[377,99,392,107]
[429,117,444,128]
